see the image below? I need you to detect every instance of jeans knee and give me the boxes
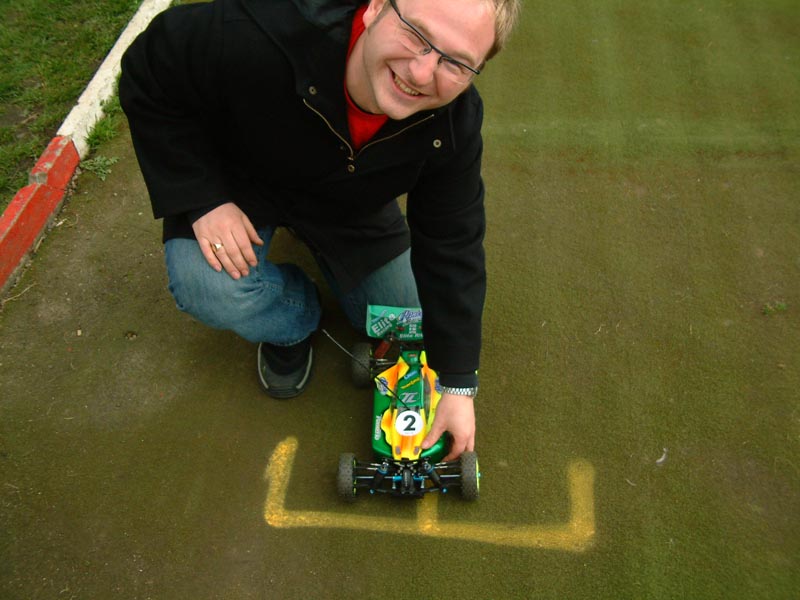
[164,238,320,343]
[165,240,242,328]
[167,265,228,325]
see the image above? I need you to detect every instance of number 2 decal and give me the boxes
[395,410,423,436]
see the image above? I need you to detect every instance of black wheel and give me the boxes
[459,451,480,501]
[350,342,373,388]
[337,453,358,502]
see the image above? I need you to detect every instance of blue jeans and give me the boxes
[164,226,419,346]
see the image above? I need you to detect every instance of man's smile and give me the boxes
[392,72,423,97]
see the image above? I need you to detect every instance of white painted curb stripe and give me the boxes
[57,0,174,158]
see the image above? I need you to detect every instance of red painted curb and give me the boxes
[0,136,80,292]
[30,136,80,189]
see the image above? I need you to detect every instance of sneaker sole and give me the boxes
[257,344,313,399]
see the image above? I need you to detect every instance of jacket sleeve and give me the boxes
[406,92,486,387]
[119,3,230,219]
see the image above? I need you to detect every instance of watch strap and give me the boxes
[440,386,478,398]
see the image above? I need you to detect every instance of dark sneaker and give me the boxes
[257,337,314,399]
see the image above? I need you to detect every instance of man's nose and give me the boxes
[407,51,439,86]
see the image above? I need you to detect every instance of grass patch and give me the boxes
[80,155,119,181]
[86,93,124,154]
[762,301,789,316]
[0,0,141,212]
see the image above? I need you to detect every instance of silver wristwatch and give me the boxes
[440,386,478,398]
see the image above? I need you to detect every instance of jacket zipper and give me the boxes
[358,113,435,154]
[303,99,436,167]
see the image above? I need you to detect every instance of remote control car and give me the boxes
[337,305,480,501]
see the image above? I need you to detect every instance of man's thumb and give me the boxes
[421,422,444,449]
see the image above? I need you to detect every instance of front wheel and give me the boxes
[350,343,373,388]
[337,453,358,502]
[459,451,480,501]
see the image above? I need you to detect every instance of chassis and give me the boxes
[337,306,480,501]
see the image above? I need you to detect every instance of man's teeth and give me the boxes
[394,75,420,96]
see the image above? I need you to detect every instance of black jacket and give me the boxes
[119,0,485,385]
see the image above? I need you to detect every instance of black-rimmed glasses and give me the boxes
[388,0,482,85]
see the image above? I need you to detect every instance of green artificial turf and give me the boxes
[475,0,799,596]
[482,0,798,157]
[0,1,797,598]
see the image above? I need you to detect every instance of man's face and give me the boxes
[347,0,496,119]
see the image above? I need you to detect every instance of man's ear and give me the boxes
[362,0,389,29]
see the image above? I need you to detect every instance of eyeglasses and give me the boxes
[388,0,482,85]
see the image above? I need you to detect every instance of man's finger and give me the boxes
[212,243,243,279]
[442,436,467,462]
[231,228,259,270]
[421,421,446,450]
[218,228,257,277]
[242,216,264,249]
[444,434,475,461]
[200,240,223,272]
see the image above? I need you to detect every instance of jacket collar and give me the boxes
[240,0,359,109]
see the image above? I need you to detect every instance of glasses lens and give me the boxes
[392,3,476,85]
[440,59,472,84]
[398,27,428,55]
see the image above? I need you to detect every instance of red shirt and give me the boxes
[345,5,388,149]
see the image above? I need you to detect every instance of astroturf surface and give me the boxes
[476,0,798,596]
[1,0,797,598]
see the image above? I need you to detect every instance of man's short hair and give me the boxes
[486,0,522,61]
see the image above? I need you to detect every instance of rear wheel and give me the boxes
[350,343,373,388]
[459,451,480,501]
[337,453,358,502]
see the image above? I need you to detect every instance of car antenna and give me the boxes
[320,328,412,410]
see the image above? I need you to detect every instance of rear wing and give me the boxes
[366,305,424,341]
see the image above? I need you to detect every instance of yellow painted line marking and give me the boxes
[263,437,596,551]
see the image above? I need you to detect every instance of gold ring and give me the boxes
[213,243,223,251]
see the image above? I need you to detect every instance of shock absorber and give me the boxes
[374,333,395,359]
[420,459,444,490]
[371,460,389,491]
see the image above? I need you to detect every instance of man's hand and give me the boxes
[421,392,475,461]
[192,203,264,279]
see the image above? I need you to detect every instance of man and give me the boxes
[120,0,520,460]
